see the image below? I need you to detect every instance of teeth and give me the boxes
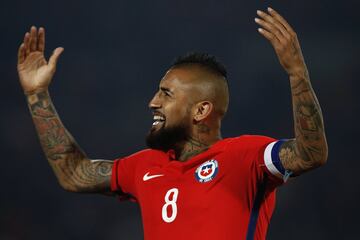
[153,115,165,121]
[153,121,160,126]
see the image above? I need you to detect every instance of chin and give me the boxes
[146,124,190,151]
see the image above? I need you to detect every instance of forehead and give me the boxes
[159,67,201,91]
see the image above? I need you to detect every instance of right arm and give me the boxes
[18,26,113,193]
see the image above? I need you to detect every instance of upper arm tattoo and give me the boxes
[72,160,114,193]
[279,139,307,175]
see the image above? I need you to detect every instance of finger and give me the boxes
[29,26,37,52]
[255,18,283,43]
[267,7,295,35]
[48,47,64,68]
[24,32,30,57]
[257,10,290,41]
[37,27,45,52]
[257,28,280,47]
[18,43,25,64]
[257,10,289,39]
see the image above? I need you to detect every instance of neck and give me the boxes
[176,137,209,161]
[176,123,221,161]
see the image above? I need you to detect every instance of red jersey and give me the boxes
[111,135,288,240]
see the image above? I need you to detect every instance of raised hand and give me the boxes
[255,8,307,78]
[255,8,328,175]
[17,26,64,94]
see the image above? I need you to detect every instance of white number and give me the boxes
[162,188,179,223]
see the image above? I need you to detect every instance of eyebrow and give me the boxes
[160,87,173,95]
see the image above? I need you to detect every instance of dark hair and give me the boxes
[171,52,227,78]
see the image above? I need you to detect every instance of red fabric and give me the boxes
[111,135,282,240]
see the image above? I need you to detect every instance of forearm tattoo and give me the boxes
[27,91,112,192]
[279,74,328,173]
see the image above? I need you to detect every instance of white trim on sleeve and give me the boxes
[264,141,284,179]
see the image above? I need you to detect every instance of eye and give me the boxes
[159,87,173,98]
[160,90,171,97]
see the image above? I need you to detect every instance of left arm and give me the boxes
[255,7,328,175]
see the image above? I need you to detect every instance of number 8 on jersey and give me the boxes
[162,188,179,223]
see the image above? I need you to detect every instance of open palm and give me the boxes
[17,26,63,94]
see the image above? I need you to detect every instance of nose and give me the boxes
[148,92,161,109]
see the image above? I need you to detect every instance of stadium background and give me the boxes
[1,0,359,239]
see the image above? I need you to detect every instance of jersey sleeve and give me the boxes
[263,139,292,182]
[111,149,151,201]
[231,135,291,187]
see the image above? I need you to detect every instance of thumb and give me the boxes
[48,47,64,68]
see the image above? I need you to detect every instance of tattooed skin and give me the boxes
[27,90,112,193]
[179,137,209,161]
[279,72,328,174]
[178,124,211,161]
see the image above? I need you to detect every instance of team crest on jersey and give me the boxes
[195,159,219,183]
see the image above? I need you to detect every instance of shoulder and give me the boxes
[212,135,278,162]
[115,148,166,161]
[223,135,277,150]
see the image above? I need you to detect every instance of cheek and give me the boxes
[166,103,192,125]
[178,105,193,124]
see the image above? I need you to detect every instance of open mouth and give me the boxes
[152,112,166,127]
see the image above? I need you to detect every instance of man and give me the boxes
[17,7,327,240]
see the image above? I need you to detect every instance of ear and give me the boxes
[193,101,213,122]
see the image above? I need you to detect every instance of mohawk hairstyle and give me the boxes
[171,52,227,78]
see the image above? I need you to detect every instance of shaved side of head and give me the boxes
[170,53,229,119]
[171,65,229,118]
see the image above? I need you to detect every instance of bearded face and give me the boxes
[146,68,201,151]
[146,119,191,151]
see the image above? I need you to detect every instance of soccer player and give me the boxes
[17,8,328,240]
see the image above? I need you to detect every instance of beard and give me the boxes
[146,122,191,152]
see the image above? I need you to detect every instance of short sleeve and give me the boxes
[111,149,151,201]
[263,139,292,182]
[229,135,291,187]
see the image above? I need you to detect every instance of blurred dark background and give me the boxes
[1,0,359,239]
